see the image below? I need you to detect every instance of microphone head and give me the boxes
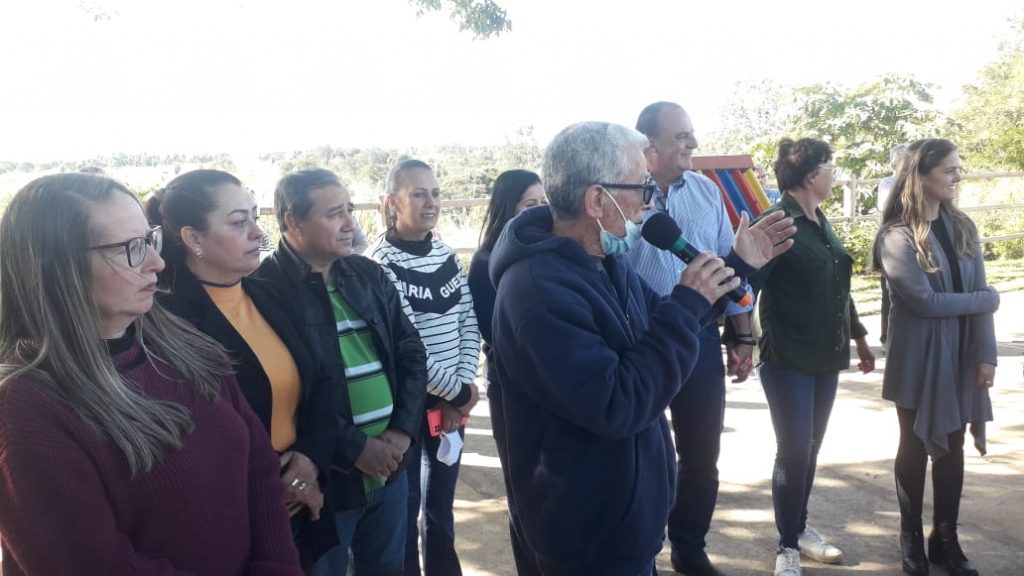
[641,212,682,250]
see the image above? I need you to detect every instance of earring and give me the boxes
[195,248,204,258]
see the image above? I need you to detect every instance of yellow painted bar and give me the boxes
[742,168,771,211]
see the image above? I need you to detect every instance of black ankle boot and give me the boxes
[900,529,929,576]
[928,522,979,576]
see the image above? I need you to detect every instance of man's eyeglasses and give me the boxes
[88,226,163,268]
[594,176,657,205]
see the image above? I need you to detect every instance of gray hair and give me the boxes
[890,143,909,168]
[542,122,649,221]
[274,168,344,231]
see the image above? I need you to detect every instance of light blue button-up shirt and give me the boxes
[625,170,753,317]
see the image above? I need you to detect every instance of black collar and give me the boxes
[275,237,356,283]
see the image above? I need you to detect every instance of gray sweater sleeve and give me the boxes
[968,246,999,365]
[880,228,999,319]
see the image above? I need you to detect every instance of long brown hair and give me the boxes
[873,139,977,273]
[0,174,231,475]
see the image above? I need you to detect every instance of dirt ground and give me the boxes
[451,291,1024,576]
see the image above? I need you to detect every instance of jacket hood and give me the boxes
[489,205,596,288]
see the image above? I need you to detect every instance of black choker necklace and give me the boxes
[198,277,242,288]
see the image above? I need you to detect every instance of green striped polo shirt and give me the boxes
[327,278,395,491]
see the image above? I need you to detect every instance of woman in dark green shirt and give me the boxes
[751,138,875,576]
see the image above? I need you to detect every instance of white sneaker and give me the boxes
[797,526,843,564]
[774,547,801,576]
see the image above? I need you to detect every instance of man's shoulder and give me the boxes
[340,253,385,275]
[498,251,592,302]
[253,252,284,279]
[678,170,721,194]
[683,170,717,187]
[254,245,305,282]
[669,171,723,207]
[336,255,401,298]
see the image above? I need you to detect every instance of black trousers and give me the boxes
[667,325,725,562]
[894,407,966,530]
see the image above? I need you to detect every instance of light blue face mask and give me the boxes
[597,191,642,256]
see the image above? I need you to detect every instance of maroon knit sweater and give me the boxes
[0,335,302,575]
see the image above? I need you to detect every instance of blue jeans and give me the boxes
[312,472,408,576]
[405,419,463,576]
[758,361,839,549]
[667,325,725,564]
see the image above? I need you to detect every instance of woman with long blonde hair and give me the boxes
[0,173,302,575]
[873,139,999,576]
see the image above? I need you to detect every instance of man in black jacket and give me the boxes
[254,168,427,576]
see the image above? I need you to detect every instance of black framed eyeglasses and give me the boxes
[87,226,163,268]
[594,176,657,205]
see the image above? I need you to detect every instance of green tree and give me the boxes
[77,1,511,39]
[784,75,943,179]
[702,79,793,170]
[954,16,1024,170]
[409,0,511,39]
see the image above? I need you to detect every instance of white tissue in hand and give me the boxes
[437,431,463,466]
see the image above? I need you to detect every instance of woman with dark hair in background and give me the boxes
[146,169,339,568]
[470,169,546,352]
[467,169,546,575]
[372,159,480,576]
[0,173,301,575]
[751,138,875,576]
[874,139,998,576]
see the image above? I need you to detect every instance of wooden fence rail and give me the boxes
[834,171,1024,245]
[261,171,1024,255]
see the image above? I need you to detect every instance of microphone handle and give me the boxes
[670,238,752,306]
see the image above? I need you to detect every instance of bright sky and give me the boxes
[2,0,1022,161]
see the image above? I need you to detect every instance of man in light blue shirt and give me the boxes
[627,101,755,576]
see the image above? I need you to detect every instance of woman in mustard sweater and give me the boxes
[147,170,338,567]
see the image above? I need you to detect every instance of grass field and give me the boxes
[850,258,1024,316]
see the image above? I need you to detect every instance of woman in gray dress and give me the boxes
[874,138,999,576]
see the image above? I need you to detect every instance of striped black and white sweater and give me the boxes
[371,231,480,408]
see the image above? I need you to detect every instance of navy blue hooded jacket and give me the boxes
[488,206,732,575]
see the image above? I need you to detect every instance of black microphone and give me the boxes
[641,212,753,307]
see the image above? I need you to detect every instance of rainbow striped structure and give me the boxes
[690,156,771,229]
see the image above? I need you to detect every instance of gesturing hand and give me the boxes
[733,211,797,269]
